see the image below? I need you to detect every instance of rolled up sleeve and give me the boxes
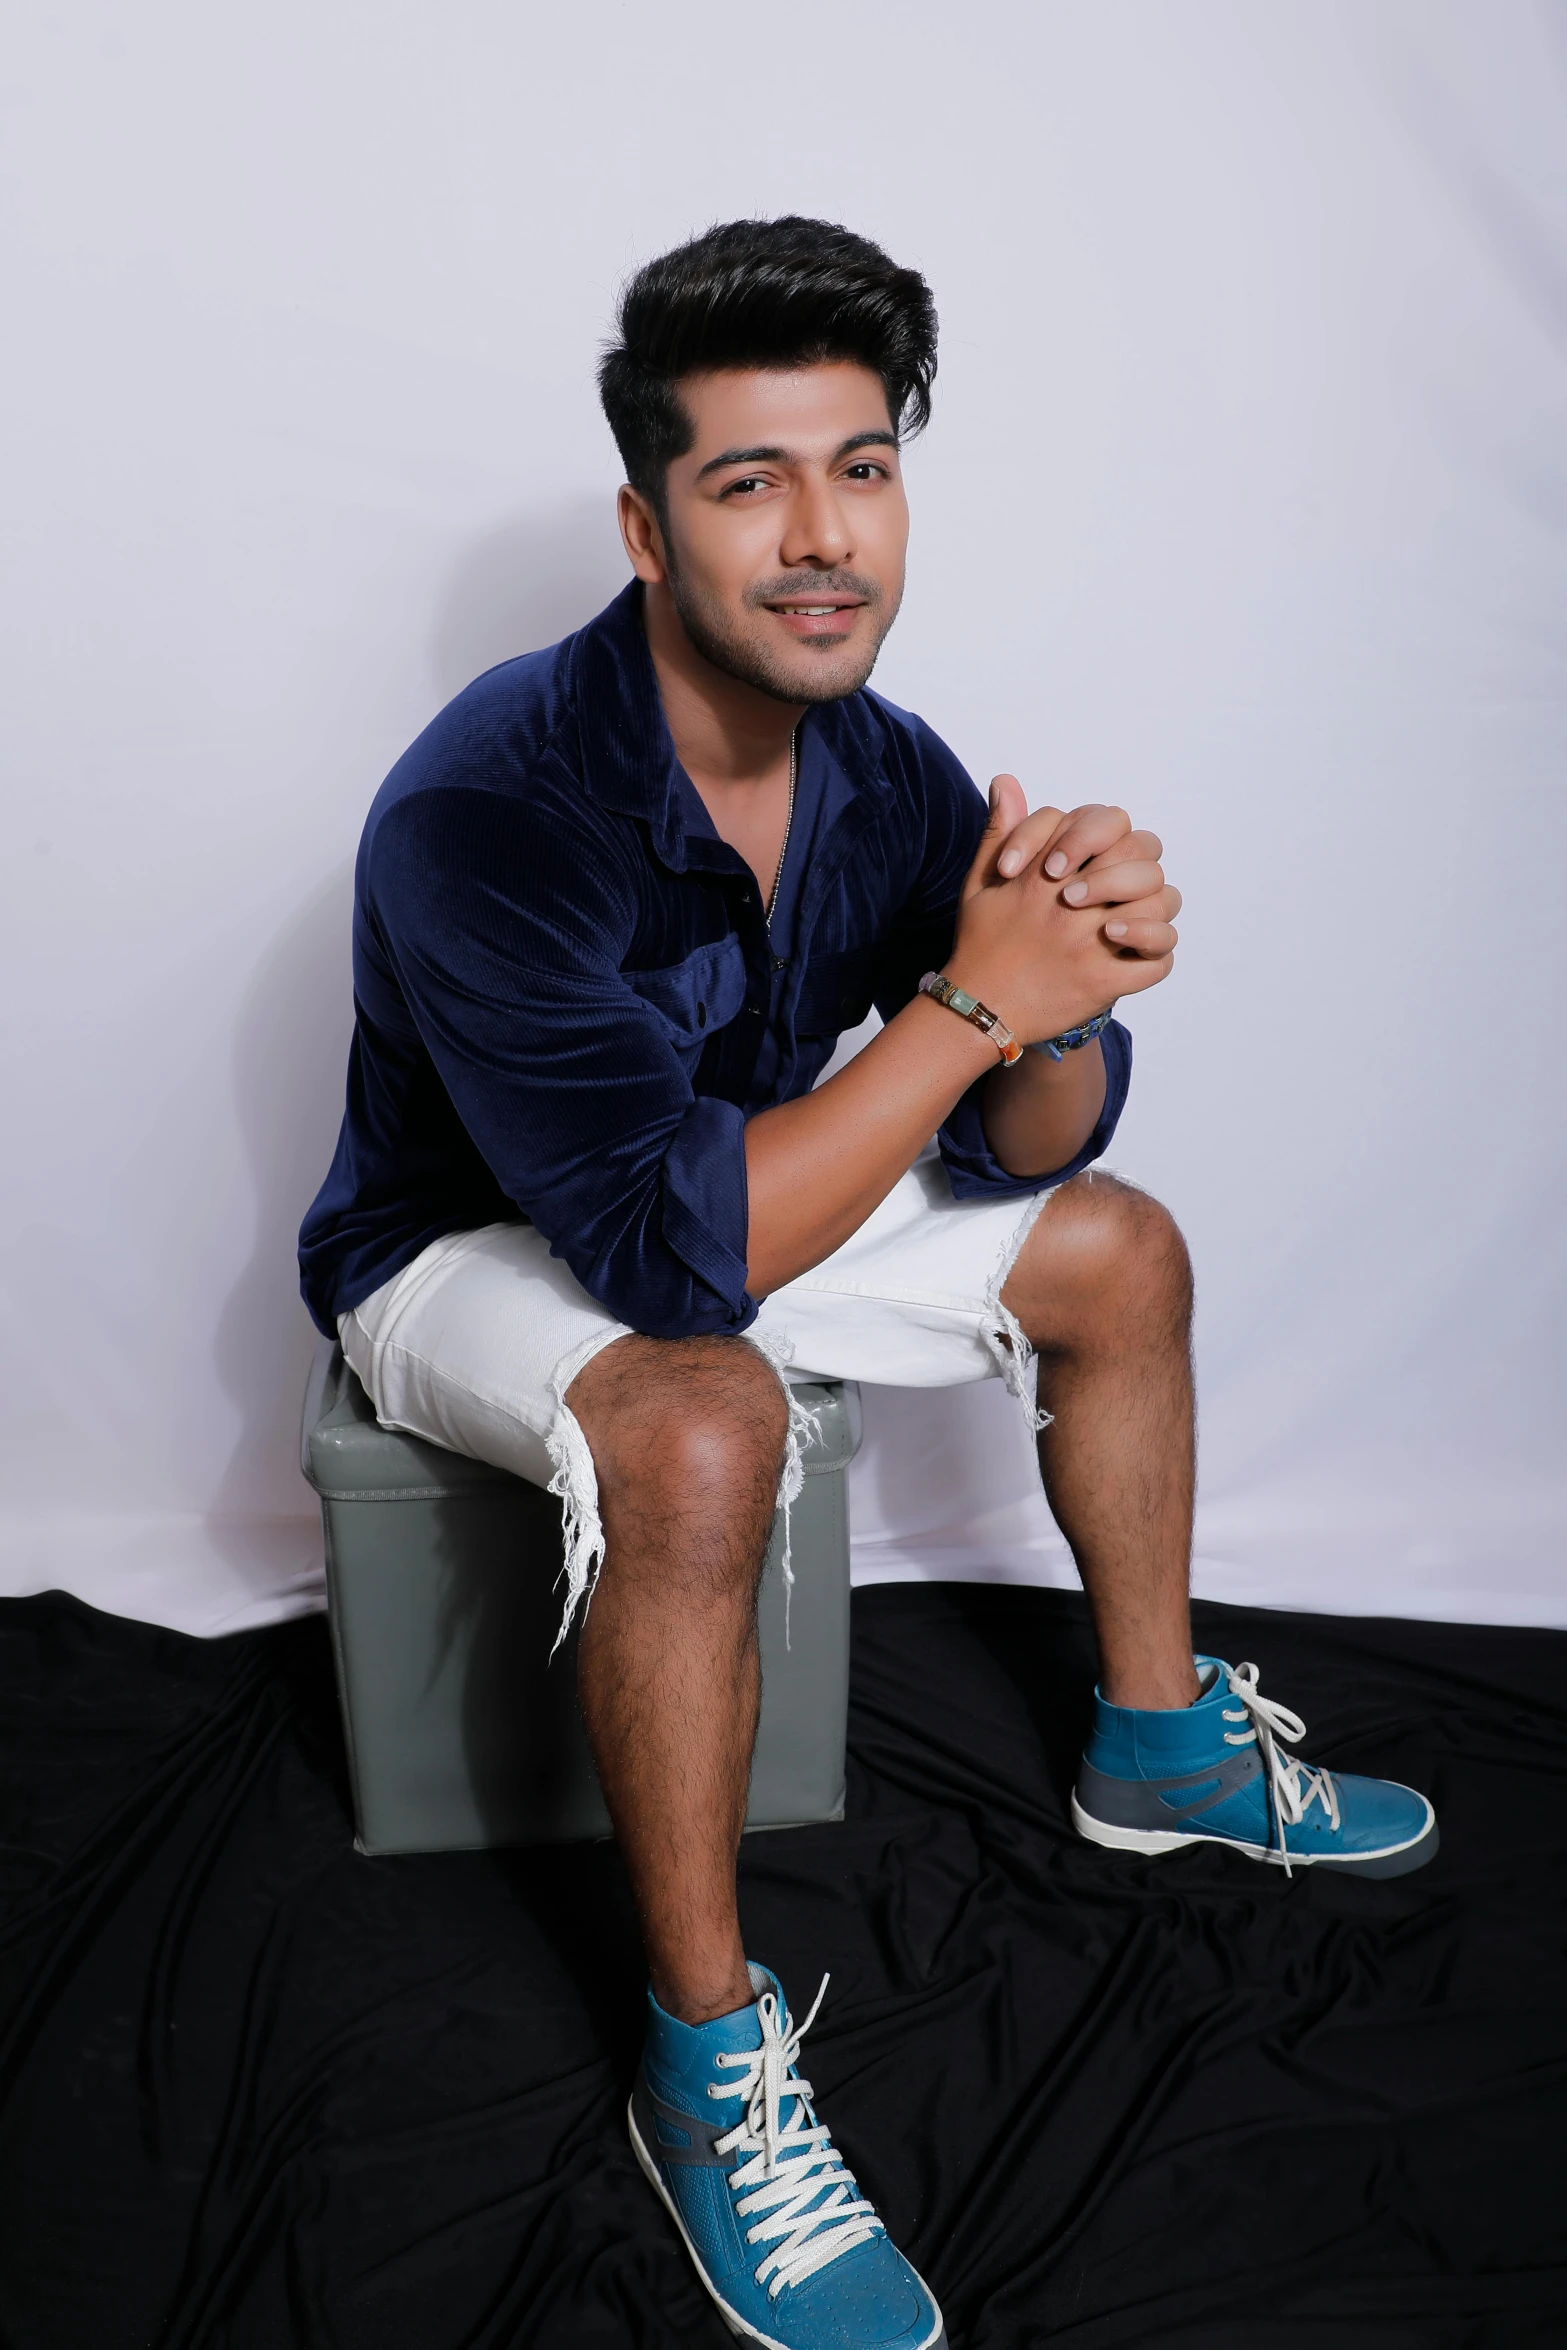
[372,788,755,1339]
[936,1018,1133,1198]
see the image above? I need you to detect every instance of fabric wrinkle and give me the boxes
[6,1585,1545,2342]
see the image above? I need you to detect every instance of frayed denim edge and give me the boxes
[979,1178,1071,1437]
[740,1325,821,1652]
[543,1324,627,1658]
[542,1323,820,1658]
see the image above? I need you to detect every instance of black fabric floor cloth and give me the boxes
[1,1583,1563,2350]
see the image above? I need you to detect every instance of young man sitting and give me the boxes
[300,217,1437,2350]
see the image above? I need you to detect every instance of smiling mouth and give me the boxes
[765,600,866,618]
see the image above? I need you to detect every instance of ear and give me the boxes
[617,483,669,585]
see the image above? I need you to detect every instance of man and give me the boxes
[300,218,1437,2350]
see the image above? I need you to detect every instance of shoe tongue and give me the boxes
[747,1959,778,2001]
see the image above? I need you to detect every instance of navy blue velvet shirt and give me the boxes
[298,584,1132,1341]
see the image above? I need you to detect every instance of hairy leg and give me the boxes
[1000,1172,1200,1710]
[565,1334,789,2024]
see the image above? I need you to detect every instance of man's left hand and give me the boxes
[989,779,1180,967]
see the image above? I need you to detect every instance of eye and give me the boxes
[718,474,770,499]
[842,461,889,483]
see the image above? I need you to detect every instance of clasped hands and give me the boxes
[948,772,1181,1048]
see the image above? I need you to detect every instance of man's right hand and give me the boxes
[945,773,1180,1044]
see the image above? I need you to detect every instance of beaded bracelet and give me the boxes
[919,974,1114,1067]
[917,971,1024,1065]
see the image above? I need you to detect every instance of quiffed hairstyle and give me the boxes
[598,217,938,510]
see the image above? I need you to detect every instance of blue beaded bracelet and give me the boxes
[1031,1006,1115,1062]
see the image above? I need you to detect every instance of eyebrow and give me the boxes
[693,429,900,483]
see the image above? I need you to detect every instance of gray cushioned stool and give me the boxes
[300,1340,860,1855]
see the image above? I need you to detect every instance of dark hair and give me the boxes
[598,216,938,509]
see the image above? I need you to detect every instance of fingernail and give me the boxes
[1044,852,1068,877]
[1063,880,1088,903]
[1106,921,1127,939]
[999,850,1020,876]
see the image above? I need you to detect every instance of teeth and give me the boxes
[787,607,839,616]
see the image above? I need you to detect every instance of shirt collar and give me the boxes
[567,581,892,874]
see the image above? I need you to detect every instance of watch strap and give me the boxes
[1030,1006,1115,1062]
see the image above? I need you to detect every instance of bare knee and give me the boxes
[567,1333,789,1513]
[1002,1173,1191,1344]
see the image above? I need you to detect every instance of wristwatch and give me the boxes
[1029,1006,1115,1062]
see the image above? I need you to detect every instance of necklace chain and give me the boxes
[765,729,798,929]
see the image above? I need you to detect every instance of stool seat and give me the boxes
[300,1340,859,1855]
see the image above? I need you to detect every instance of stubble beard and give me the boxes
[664,558,902,706]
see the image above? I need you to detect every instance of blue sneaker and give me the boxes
[629,1963,946,2348]
[1072,1656,1438,1878]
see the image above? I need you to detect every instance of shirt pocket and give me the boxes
[623,933,749,1057]
[794,945,879,1039]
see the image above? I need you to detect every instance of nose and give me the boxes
[777,468,854,573]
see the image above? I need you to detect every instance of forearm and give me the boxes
[743,993,996,1297]
[979,1037,1107,1178]
[743,773,1173,1295]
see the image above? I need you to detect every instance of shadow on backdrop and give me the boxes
[205,499,631,1608]
[428,497,629,705]
[207,865,355,1599]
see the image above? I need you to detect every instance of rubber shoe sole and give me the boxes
[628,2095,948,2350]
[1071,1789,1439,1878]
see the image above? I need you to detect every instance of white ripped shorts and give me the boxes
[339,1144,1059,1644]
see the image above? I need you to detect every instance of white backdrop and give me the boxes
[2,2,1563,1636]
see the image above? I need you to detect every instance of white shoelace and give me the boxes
[1220,1660,1341,1877]
[707,1976,885,2298]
